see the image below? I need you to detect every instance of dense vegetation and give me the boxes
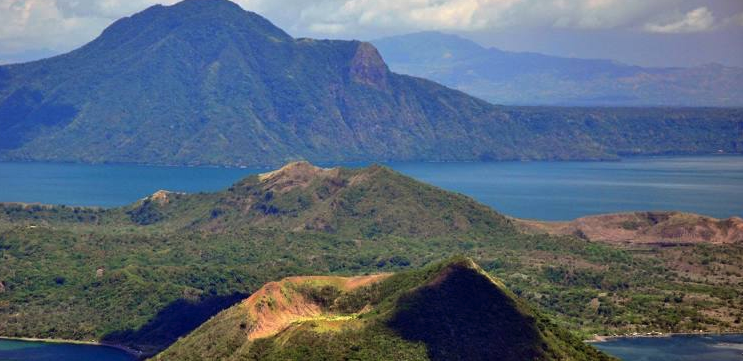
[154,257,615,360]
[0,0,741,166]
[0,162,741,356]
[373,31,743,107]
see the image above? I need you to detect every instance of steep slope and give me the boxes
[0,0,741,165]
[517,211,743,246]
[373,31,743,107]
[153,258,615,361]
[0,0,540,165]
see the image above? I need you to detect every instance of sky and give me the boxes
[1,0,742,67]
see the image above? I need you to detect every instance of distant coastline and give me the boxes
[0,336,142,358]
[589,331,743,343]
[2,152,742,170]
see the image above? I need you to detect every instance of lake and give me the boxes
[0,156,741,220]
[0,339,136,361]
[593,334,743,361]
[2,335,742,361]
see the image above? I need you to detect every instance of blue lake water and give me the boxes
[1,335,741,361]
[0,339,135,361]
[390,156,743,220]
[593,334,743,361]
[0,156,741,220]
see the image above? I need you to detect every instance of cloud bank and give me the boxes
[644,7,715,34]
[247,0,672,34]
[0,0,741,65]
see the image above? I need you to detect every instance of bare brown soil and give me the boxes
[517,211,743,246]
[242,274,389,340]
[258,161,339,194]
[148,190,175,205]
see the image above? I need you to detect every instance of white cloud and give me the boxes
[644,7,715,34]
[307,22,346,34]
[0,0,735,56]
[0,0,109,53]
[0,0,186,54]
[249,0,671,35]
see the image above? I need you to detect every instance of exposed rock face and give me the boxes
[241,274,388,340]
[257,161,338,193]
[0,281,5,293]
[350,42,390,90]
[148,190,174,206]
[518,211,743,245]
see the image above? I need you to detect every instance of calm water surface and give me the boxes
[390,155,743,220]
[0,339,135,361]
[1,335,741,361]
[0,156,741,220]
[593,334,743,361]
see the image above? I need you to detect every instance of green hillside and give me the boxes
[153,257,615,361]
[0,0,741,166]
[0,163,741,356]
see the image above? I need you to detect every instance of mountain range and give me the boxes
[373,32,743,107]
[0,0,741,166]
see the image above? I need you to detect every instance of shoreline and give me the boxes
[2,153,740,170]
[588,331,743,343]
[0,336,143,358]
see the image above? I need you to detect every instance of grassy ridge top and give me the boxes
[154,257,615,360]
[118,161,515,238]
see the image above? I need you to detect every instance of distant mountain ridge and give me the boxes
[0,0,741,166]
[372,31,743,107]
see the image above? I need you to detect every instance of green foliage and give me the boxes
[0,0,740,165]
[154,258,616,360]
[0,163,740,356]
[127,200,164,225]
